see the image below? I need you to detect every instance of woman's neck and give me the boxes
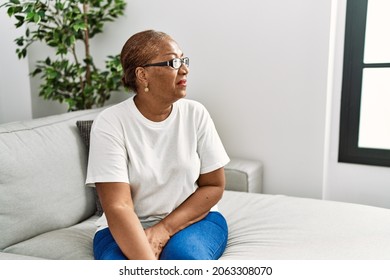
[133,95,173,122]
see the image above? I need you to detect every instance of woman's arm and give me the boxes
[145,167,226,258]
[96,182,156,260]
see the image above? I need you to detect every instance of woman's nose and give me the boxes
[179,63,189,74]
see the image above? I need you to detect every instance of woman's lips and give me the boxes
[177,79,187,86]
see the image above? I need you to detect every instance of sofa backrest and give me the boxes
[0,108,102,249]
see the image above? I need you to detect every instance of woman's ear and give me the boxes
[135,67,148,85]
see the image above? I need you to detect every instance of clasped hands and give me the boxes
[144,222,171,259]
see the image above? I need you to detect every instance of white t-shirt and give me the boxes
[86,96,230,230]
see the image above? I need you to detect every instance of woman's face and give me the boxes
[145,39,189,104]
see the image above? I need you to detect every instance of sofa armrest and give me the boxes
[224,157,263,193]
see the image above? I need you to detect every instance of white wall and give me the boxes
[323,0,390,209]
[0,1,32,124]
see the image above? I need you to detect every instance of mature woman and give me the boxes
[86,30,230,260]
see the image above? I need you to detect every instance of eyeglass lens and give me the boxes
[172,57,189,69]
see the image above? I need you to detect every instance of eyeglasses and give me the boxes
[142,57,189,70]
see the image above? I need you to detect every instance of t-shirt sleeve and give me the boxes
[85,115,129,187]
[197,106,230,174]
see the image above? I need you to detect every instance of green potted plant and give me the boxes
[1,0,126,111]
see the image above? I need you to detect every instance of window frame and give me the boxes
[339,0,390,167]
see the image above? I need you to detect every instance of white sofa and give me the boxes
[2,106,390,260]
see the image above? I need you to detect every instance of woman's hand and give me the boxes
[144,223,171,259]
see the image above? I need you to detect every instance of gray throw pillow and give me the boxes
[76,120,103,216]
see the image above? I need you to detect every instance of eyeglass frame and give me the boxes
[142,57,189,70]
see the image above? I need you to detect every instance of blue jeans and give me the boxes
[93,211,228,260]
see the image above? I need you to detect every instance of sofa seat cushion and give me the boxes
[3,215,98,260]
[0,252,44,260]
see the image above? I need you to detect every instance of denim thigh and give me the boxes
[159,211,228,260]
[93,227,127,260]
